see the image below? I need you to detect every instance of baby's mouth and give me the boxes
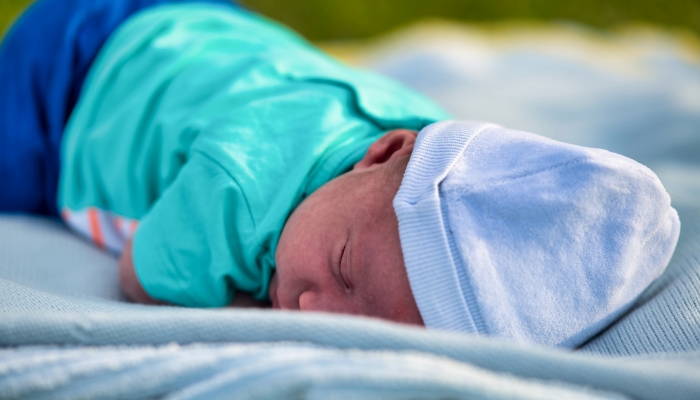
[271,291,279,309]
[269,272,280,309]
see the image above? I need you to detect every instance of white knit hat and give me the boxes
[393,121,680,348]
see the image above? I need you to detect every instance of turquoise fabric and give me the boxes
[58,4,449,306]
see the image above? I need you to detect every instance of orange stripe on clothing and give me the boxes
[61,209,70,222]
[88,208,105,249]
[130,220,138,236]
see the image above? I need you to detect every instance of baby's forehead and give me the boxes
[291,169,392,220]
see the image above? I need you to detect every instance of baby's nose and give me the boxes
[298,290,321,312]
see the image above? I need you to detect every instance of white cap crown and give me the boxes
[394,121,680,347]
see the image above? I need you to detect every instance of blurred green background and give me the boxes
[2,0,700,40]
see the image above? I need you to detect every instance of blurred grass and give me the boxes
[242,0,700,40]
[2,0,700,40]
[1,0,31,37]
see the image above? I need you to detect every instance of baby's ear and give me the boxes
[354,129,418,171]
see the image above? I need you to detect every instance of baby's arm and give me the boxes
[119,239,162,305]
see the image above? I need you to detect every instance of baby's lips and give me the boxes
[269,272,280,309]
[271,291,279,309]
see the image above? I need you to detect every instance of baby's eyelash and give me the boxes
[338,242,350,290]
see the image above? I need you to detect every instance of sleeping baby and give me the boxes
[0,0,680,348]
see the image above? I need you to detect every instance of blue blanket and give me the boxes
[1,24,700,399]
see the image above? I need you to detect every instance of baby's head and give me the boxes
[269,128,423,325]
[270,120,681,348]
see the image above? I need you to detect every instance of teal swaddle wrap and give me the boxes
[58,3,449,306]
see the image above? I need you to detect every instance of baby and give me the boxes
[0,0,680,348]
[121,126,425,326]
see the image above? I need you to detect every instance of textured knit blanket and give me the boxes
[1,23,700,399]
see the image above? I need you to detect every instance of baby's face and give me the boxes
[270,155,423,326]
